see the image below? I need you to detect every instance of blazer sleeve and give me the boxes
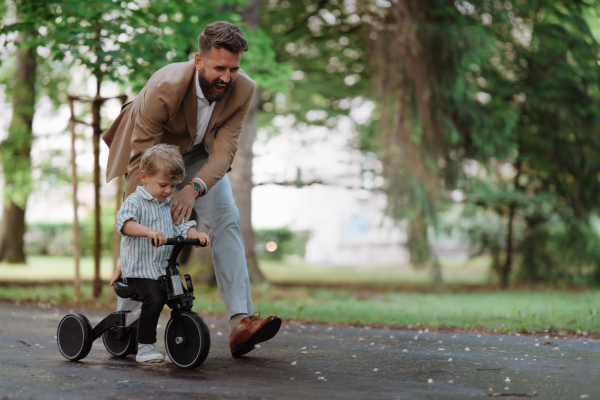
[124,80,180,198]
[194,85,256,193]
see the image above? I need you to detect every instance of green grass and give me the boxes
[0,255,115,281]
[2,282,599,335]
[259,255,492,286]
[2,255,598,335]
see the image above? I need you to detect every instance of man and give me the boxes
[103,21,281,357]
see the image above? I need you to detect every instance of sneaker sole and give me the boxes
[231,317,282,357]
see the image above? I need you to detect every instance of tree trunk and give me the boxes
[0,29,37,264]
[227,0,267,284]
[500,203,516,288]
[69,99,81,301]
[229,90,266,283]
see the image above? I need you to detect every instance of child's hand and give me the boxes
[191,231,210,247]
[148,230,167,247]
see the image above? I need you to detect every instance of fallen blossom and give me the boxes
[465,347,471,351]
[427,379,433,383]
[291,361,297,365]
[505,377,511,382]
[373,368,378,372]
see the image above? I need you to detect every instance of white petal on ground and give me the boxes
[373,368,378,372]
[581,395,589,399]
[505,377,511,382]
[301,346,307,349]
[291,361,297,365]
[301,351,307,353]
[315,372,321,374]
[318,376,327,380]
[403,349,408,352]
[448,358,453,361]
[465,347,471,351]
[505,387,510,390]
[216,331,223,336]
[390,335,395,339]
[352,355,357,358]
[427,379,433,383]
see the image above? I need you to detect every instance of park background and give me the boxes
[1,0,600,337]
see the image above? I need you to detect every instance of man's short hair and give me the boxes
[198,21,248,58]
[140,144,185,182]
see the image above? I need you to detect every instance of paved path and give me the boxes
[1,301,599,399]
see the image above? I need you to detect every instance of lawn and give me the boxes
[1,255,599,335]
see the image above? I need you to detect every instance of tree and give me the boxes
[0,0,53,263]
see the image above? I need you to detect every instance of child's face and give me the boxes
[140,170,180,202]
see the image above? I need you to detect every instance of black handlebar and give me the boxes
[152,236,207,247]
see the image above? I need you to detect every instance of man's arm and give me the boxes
[124,80,179,198]
[196,85,255,193]
[170,84,255,225]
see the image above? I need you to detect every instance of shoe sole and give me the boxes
[231,317,282,357]
[137,358,164,363]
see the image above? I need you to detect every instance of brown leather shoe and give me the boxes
[229,313,282,357]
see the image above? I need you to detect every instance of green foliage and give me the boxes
[254,227,309,260]
[26,214,116,257]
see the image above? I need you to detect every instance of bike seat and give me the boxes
[114,279,138,300]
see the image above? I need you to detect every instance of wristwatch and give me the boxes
[187,180,204,198]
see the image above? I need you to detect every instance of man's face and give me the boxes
[194,47,242,103]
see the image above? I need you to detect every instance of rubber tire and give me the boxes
[57,313,94,361]
[165,312,210,369]
[102,327,137,357]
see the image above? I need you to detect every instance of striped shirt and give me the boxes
[116,186,196,280]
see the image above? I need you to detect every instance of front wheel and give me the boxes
[164,312,210,369]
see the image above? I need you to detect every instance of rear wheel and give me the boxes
[165,312,210,369]
[102,327,137,357]
[57,314,94,361]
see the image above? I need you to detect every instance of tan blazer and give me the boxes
[103,60,256,198]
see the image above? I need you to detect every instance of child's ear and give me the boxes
[140,170,147,184]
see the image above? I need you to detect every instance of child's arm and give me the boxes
[122,220,168,247]
[186,227,210,248]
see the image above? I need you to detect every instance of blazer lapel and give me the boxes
[183,66,197,141]
[207,95,227,134]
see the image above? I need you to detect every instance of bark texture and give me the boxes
[0,29,37,263]
[371,1,445,287]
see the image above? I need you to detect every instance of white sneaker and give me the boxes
[136,344,165,363]
[164,353,173,363]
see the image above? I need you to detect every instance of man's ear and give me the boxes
[140,170,147,184]
[194,52,203,71]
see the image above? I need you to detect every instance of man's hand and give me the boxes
[110,262,122,286]
[171,185,198,225]
[148,230,167,247]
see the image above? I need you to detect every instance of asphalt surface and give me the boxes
[1,301,600,399]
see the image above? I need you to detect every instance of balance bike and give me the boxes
[57,236,211,369]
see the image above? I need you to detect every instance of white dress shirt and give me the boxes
[183,70,215,195]
[190,70,216,150]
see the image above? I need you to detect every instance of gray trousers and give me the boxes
[116,145,253,320]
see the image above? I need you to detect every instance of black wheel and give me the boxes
[102,327,137,357]
[57,313,94,361]
[165,312,210,369]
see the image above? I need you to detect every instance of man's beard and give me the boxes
[198,68,235,103]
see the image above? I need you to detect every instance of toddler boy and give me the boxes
[116,144,209,363]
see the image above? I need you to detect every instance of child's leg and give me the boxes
[128,278,167,344]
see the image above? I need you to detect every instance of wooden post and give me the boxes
[110,174,123,300]
[91,94,103,298]
[69,98,81,302]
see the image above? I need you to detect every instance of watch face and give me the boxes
[192,182,202,191]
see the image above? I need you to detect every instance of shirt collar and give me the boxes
[135,186,172,205]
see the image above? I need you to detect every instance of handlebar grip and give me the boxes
[164,237,206,247]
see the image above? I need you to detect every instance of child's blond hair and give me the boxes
[140,144,185,182]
